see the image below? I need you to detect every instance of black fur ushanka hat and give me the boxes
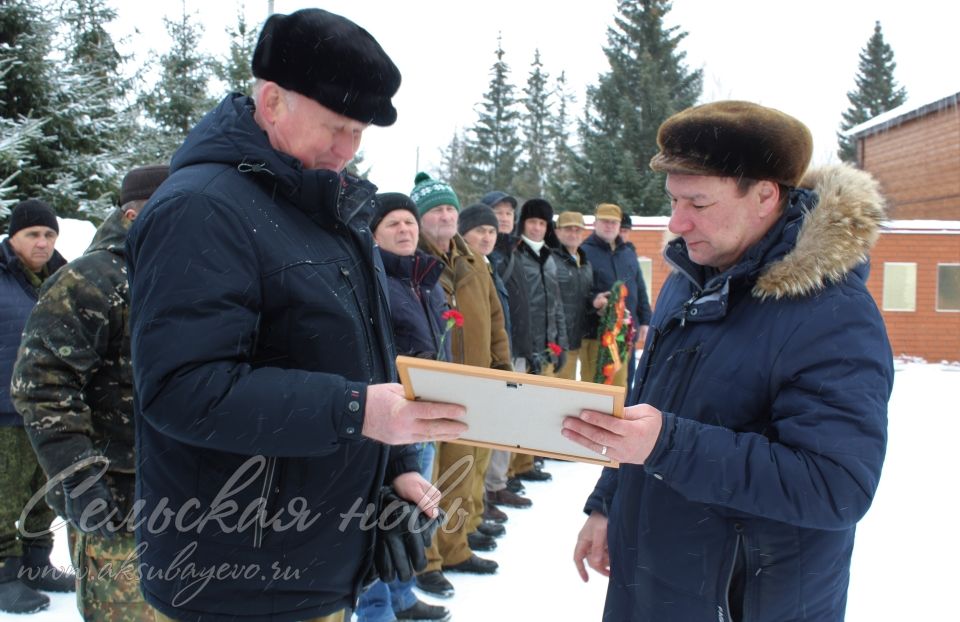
[252,8,401,126]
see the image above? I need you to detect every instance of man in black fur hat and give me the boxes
[124,10,465,622]
[566,101,894,621]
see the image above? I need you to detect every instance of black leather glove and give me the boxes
[527,353,543,375]
[61,466,120,538]
[553,349,568,373]
[374,486,445,583]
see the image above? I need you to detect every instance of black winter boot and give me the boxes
[0,557,50,614]
[395,597,451,621]
[20,545,75,593]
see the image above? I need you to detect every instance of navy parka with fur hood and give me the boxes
[126,94,417,622]
[586,166,893,621]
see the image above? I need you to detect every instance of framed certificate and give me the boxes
[396,355,624,467]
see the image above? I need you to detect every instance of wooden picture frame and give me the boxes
[396,355,625,467]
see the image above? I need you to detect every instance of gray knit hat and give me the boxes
[458,203,498,235]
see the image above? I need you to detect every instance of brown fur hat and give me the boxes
[649,100,813,187]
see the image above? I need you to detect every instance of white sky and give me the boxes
[105,0,957,197]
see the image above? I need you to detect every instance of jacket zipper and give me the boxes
[721,527,744,622]
[253,456,278,548]
[340,263,377,377]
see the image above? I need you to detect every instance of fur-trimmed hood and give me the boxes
[664,164,886,301]
[753,164,886,299]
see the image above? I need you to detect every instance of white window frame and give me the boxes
[882,262,917,312]
[637,256,653,295]
[935,263,960,312]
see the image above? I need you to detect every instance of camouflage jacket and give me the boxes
[11,207,135,515]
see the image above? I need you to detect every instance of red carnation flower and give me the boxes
[442,309,464,328]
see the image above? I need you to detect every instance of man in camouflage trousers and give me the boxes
[1,198,70,615]
[11,165,169,621]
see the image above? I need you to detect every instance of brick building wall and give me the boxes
[867,227,960,362]
[857,96,960,220]
[615,219,960,363]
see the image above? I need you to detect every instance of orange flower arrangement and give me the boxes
[593,281,634,384]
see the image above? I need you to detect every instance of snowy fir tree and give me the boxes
[0,0,57,222]
[0,0,144,222]
[438,130,472,199]
[0,111,45,215]
[52,0,143,220]
[140,5,217,164]
[345,150,371,180]
[837,21,907,164]
[514,50,553,201]
[455,34,523,204]
[543,71,583,212]
[213,6,258,97]
[575,0,701,215]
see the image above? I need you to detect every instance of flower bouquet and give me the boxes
[593,281,635,384]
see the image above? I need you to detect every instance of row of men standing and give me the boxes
[0,177,654,621]
[356,174,653,621]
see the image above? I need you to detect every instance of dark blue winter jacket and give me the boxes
[585,166,893,621]
[126,94,417,622]
[379,247,450,360]
[581,233,652,339]
[0,239,65,425]
[553,246,594,350]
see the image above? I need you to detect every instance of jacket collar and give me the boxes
[171,94,378,231]
[584,232,628,253]
[379,248,444,287]
[85,207,132,257]
[664,165,886,323]
[418,233,477,268]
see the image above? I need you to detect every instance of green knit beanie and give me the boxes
[410,172,460,215]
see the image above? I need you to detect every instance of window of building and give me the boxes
[882,263,917,312]
[937,264,960,311]
[638,257,653,296]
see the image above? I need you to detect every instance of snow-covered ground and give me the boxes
[5,361,957,621]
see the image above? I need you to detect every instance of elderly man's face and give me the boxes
[594,218,620,244]
[492,203,515,234]
[419,204,459,247]
[374,210,419,257]
[556,225,584,250]
[666,173,780,271]
[8,226,58,272]
[262,85,367,172]
[462,224,497,257]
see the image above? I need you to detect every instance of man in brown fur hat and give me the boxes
[565,101,893,621]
